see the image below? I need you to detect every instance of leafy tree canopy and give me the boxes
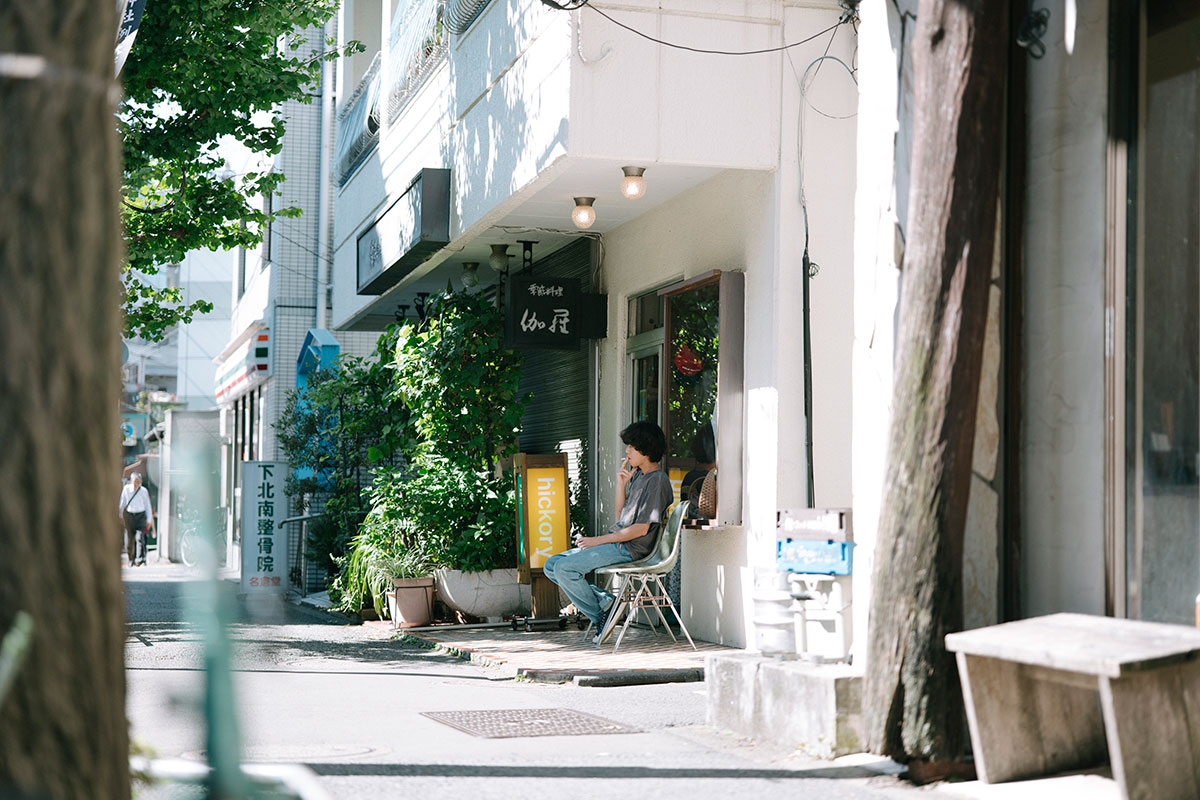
[119,0,356,341]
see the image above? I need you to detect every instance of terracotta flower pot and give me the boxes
[388,576,435,628]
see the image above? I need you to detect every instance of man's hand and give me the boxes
[616,457,633,487]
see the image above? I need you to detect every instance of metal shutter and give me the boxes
[515,240,593,528]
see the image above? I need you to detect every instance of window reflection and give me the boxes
[1129,7,1200,624]
[666,280,720,516]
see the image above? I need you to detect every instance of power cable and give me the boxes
[541,0,847,56]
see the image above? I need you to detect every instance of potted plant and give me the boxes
[380,543,439,629]
[329,508,440,624]
[385,291,532,620]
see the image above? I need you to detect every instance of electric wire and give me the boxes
[541,0,847,57]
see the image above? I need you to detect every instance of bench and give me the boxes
[945,613,1200,799]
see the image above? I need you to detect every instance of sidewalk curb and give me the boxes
[286,593,362,625]
[399,632,705,686]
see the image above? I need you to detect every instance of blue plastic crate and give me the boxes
[776,539,855,575]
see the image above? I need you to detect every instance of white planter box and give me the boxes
[435,568,531,622]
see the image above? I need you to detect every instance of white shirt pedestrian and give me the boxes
[119,478,152,517]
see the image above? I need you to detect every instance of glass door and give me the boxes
[1127,2,1200,623]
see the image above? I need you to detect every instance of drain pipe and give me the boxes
[315,19,334,331]
[802,249,816,508]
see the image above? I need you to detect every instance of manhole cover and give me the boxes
[420,708,639,739]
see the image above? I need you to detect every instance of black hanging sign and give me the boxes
[505,275,582,350]
[114,0,148,76]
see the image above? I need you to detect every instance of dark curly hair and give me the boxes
[620,421,666,464]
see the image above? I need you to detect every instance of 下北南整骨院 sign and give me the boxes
[241,461,286,595]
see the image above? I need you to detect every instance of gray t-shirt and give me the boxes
[613,469,674,560]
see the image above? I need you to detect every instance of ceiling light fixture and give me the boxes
[461,261,479,288]
[488,244,511,274]
[572,197,596,229]
[620,166,646,200]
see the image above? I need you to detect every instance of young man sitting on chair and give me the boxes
[543,421,674,644]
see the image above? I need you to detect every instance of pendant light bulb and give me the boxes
[620,166,647,200]
[572,197,596,229]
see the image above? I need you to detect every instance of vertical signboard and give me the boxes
[241,461,286,594]
[514,453,570,584]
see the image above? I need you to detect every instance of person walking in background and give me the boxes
[543,421,674,643]
[119,472,153,566]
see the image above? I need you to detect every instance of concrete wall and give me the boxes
[851,0,905,663]
[592,0,857,646]
[332,0,573,329]
[569,1,781,169]
[1021,2,1108,616]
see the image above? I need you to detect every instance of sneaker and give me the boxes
[591,599,615,644]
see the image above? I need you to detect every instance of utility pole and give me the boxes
[864,0,1010,766]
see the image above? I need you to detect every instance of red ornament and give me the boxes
[675,344,703,376]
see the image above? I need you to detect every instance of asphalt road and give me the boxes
[123,559,929,800]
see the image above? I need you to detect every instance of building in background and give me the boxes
[214,19,378,577]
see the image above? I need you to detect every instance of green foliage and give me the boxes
[275,328,408,582]
[329,512,438,615]
[667,283,721,461]
[119,0,360,340]
[392,292,527,472]
[366,291,528,573]
[370,456,517,575]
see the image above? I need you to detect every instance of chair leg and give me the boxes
[612,580,652,653]
[597,592,629,644]
[649,577,678,642]
[660,579,696,650]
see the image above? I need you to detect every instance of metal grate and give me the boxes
[419,708,639,739]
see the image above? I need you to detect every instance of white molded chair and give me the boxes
[590,501,696,653]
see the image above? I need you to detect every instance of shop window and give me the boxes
[1125,4,1200,624]
[658,271,744,526]
[627,290,664,428]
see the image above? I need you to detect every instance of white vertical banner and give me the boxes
[241,461,286,595]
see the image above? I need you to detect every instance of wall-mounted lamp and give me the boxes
[620,166,647,200]
[572,197,596,229]
[461,261,480,288]
[488,244,511,274]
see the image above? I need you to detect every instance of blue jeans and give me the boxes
[542,543,632,625]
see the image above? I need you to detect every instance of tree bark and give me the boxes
[0,3,129,798]
[865,0,1009,762]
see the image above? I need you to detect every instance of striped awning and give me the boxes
[215,329,271,404]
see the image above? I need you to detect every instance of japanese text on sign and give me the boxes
[241,461,286,595]
[519,308,571,335]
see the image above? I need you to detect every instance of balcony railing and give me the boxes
[385,0,449,124]
[335,52,382,186]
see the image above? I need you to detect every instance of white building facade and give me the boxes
[332,0,859,649]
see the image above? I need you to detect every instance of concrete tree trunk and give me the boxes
[864,0,1009,764]
[0,3,130,798]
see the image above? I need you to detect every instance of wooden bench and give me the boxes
[945,613,1200,800]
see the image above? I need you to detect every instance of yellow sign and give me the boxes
[668,468,687,503]
[525,467,569,569]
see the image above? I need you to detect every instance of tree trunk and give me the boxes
[864,0,1009,763]
[0,3,129,798]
